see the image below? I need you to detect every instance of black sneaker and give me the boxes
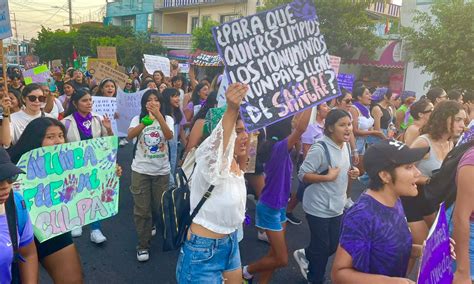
[286,212,302,225]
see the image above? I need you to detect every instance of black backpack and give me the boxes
[425,140,474,209]
[159,167,214,251]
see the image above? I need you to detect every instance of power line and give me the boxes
[10,2,69,18]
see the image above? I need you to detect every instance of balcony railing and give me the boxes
[367,2,400,18]
[151,33,192,50]
[156,0,245,9]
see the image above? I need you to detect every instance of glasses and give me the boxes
[1,174,18,184]
[26,95,46,103]
[343,99,353,104]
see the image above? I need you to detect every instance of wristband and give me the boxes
[141,115,154,126]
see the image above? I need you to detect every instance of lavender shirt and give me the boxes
[259,138,293,209]
[0,198,34,282]
[339,194,412,277]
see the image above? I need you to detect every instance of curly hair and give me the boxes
[420,100,464,140]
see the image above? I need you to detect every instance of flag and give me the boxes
[384,17,391,34]
[72,47,79,69]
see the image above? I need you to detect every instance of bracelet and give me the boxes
[2,114,9,118]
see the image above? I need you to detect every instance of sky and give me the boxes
[9,0,107,40]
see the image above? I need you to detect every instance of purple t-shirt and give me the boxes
[457,147,474,220]
[301,122,324,145]
[260,138,293,209]
[0,203,34,283]
[340,194,412,277]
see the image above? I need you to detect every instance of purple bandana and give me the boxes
[73,112,93,138]
[353,102,370,118]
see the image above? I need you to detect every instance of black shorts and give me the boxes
[401,185,437,222]
[35,232,74,260]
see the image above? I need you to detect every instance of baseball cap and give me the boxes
[364,139,429,180]
[0,148,24,181]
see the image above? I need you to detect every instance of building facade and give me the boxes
[105,0,155,33]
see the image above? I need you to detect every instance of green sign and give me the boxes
[14,137,119,242]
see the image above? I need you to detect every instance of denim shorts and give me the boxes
[176,230,241,283]
[255,202,287,231]
[355,137,367,155]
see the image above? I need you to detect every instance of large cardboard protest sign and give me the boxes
[14,137,119,242]
[143,54,171,77]
[116,89,147,137]
[417,203,453,284]
[191,49,223,67]
[22,65,52,85]
[329,55,341,75]
[94,62,129,89]
[87,58,118,74]
[213,0,340,131]
[92,96,118,135]
[97,46,117,60]
[0,0,12,40]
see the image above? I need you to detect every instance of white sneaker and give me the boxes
[345,198,355,209]
[71,227,82,238]
[257,231,269,243]
[151,225,157,237]
[137,249,149,262]
[90,229,107,244]
[293,249,309,280]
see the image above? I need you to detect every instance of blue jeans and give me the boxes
[176,230,241,283]
[446,205,474,280]
[90,221,101,231]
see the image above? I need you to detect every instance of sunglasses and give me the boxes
[26,95,46,103]
[1,174,18,184]
[343,99,353,104]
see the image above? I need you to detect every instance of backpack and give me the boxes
[5,192,29,284]
[425,140,474,209]
[159,167,213,251]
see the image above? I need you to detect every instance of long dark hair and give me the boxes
[324,109,351,137]
[9,117,66,163]
[64,89,91,117]
[162,88,183,125]
[192,91,218,126]
[421,100,464,140]
[96,78,117,97]
[139,89,167,121]
[257,116,293,164]
[192,83,207,105]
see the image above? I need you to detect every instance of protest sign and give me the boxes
[87,58,118,74]
[143,54,171,77]
[178,63,190,74]
[0,0,12,40]
[92,96,118,135]
[116,89,147,136]
[329,55,341,75]
[191,49,223,66]
[14,136,119,242]
[94,62,129,90]
[337,73,356,92]
[22,65,52,85]
[417,203,453,284]
[97,46,117,60]
[213,0,340,131]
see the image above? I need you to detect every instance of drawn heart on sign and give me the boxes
[83,120,92,129]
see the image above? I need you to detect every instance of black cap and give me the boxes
[364,139,429,180]
[0,148,24,181]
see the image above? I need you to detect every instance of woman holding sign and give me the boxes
[62,89,114,243]
[9,117,84,284]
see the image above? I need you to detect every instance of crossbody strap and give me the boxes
[5,193,21,284]
[188,185,215,223]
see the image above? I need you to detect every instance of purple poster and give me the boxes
[337,73,355,92]
[417,203,453,284]
[212,0,340,131]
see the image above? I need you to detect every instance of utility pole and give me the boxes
[13,13,20,65]
[68,0,73,31]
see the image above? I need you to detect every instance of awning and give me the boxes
[167,49,193,61]
[344,40,404,69]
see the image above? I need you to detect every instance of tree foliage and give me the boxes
[258,0,384,59]
[402,1,474,90]
[191,20,220,52]
[32,25,164,69]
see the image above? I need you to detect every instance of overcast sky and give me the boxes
[9,0,106,40]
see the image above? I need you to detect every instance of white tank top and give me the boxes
[351,105,374,131]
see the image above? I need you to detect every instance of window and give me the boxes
[202,15,211,23]
[122,16,135,27]
[191,16,199,31]
[220,14,239,24]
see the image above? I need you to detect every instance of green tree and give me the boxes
[258,0,384,60]
[191,20,220,52]
[402,1,474,90]
[75,24,135,56]
[32,27,76,63]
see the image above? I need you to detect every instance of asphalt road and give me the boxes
[39,143,366,284]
